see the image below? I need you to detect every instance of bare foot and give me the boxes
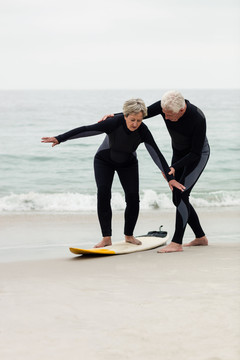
[183,236,208,247]
[94,237,112,248]
[157,242,183,253]
[125,236,142,245]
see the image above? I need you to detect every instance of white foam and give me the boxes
[0,190,239,213]
[141,190,173,209]
[190,191,240,207]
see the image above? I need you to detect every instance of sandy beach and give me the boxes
[0,208,240,359]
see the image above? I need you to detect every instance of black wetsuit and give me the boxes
[55,115,173,237]
[146,100,210,244]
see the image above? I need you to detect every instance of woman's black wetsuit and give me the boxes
[55,115,173,237]
[146,100,210,244]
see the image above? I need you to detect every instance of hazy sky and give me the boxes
[0,0,239,89]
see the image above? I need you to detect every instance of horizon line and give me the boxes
[0,87,239,91]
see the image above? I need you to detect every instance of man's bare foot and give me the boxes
[157,242,183,253]
[94,237,112,248]
[125,236,142,245]
[183,236,208,247]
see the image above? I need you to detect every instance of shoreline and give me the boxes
[0,206,239,263]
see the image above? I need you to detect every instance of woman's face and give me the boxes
[124,112,143,131]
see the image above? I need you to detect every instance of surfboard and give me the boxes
[69,229,168,256]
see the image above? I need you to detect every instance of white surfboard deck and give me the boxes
[69,234,168,256]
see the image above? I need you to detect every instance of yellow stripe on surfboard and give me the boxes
[69,247,116,255]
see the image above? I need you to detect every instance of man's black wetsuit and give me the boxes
[145,99,210,244]
[55,115,173,237]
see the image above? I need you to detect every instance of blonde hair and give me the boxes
[123,98,147,118]
[161,90,185,113]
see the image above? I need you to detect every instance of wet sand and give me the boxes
[0,208,239,359]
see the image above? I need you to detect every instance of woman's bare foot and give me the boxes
[94,236,112,248]
[183,236,208,247]
[157,242,183,253]
[125,236,142,245]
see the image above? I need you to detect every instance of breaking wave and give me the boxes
[0,190,239,213]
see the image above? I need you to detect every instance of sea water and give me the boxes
[0,89,240,213]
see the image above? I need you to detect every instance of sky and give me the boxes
[0,0,239,89]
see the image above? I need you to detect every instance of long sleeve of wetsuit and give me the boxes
[55,116,122,143]
[171,118,206,170]
[144,101,163,119]
[141,125,173,182]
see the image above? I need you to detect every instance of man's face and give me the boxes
[162,108,183,122]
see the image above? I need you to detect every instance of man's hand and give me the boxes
[41,137,59,147]
[169,179,185,192]
[99,114,114,122]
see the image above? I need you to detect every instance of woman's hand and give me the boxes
[168,167,175,177]
[161,171,167,180]
[41,137,59,147]
[162,166,175,181]
[169,179,186,192]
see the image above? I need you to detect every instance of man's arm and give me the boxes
[100,100,163,121]
[144,100,163,119]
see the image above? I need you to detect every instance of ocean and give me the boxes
[0,89,240,213]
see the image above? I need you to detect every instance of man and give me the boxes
[102,91,210,253]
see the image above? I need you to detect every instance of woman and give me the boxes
[42,98,185,248]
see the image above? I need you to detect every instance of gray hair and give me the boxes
[161,90,185,113]
[123,98,147,118]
